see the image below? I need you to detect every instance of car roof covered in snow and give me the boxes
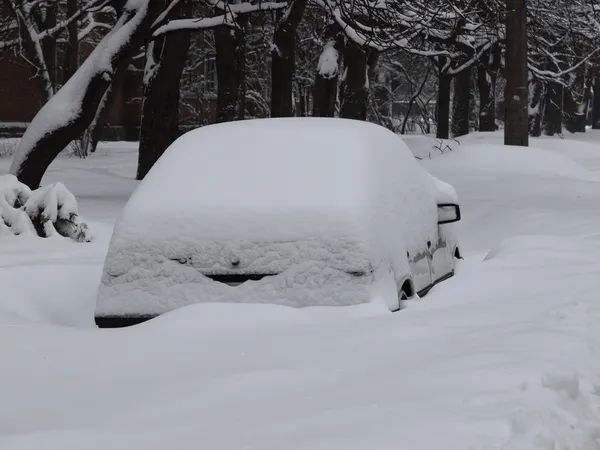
[108,117,442,250]
[125,117,429,229]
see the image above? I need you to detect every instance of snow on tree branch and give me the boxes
[0,175,92,241]
[10,0,164,189]
[152,1,288,36]
[153,14,233,36]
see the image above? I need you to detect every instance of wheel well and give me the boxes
[454,246,462,259]
[400,279,415,298]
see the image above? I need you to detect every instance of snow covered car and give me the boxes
[95,118,461,327]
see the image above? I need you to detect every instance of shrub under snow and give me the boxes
[0,175,92,242]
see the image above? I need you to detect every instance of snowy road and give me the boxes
[2,132,600,449]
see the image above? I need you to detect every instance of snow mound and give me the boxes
[442,144,597,181]
[0,174,92,242]
[484,235,593,263]
[405,134,599,182]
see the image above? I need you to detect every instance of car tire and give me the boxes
[396,288,409,311]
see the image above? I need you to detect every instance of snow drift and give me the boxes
[4,132,600,449]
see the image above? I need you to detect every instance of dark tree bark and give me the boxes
[577,76,592,133]
[340,40,369,120]
[40,2,58,88]
[452,67,471,137]
[271,0,307,117]
[504,0,529,146]
[401,65,431,134]
[313,25,344,118]
[367,50,379,83]
[436,58,451,139]
[234,16,248,121]
[477,46,500,131]
[563,81,578,134]
[528,79,544,137]
[11,4,55,104]
[568,68,591,133]
[137,0,192,180]
[477,67,493,132]
[86,64,129,154]
[298,83,306,116]
[542,82,563,136]
[63,0,79,83]
[215,16,247,123]
[10,2,164,189]
[593,74,600,129]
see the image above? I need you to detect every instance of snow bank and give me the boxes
[4,135,600,449]
[98,118,447,315]
[405,132,599,183]
[412,138,600,254]
[6,236,600,450]
[442,144,598,182]
[0,174,92,241]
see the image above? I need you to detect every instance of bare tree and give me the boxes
[137,0,193,180]
[10,0,166,189]
[271,0,307,116]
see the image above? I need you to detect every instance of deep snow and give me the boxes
[2,131,600,448]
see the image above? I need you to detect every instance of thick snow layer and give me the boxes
[4,132,600,449]
[98,118,446,314]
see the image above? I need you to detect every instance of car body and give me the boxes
[95,118,461,327]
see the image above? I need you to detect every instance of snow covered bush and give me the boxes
[0,175,92,242]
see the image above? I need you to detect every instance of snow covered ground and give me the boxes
[3,131,600,448]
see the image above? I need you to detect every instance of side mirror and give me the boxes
[438,204,461,224]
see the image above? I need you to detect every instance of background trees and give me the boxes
[4,0,600,186]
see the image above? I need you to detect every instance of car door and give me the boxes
[408,242,433,294]
[430,232,455,283]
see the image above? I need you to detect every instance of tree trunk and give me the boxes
[12,4,55,104]
[401,65,432,134]
[313,25,344,118]
[271,0,307,117]
[452,67,471,137]
[477,46,500,131]
[41,2,58,89]
[563,82,578,134]
[137,0,192,180]
[504,0,529,146]
[577,77,592,133]
[298,83,306,116]
[63,0,79,83]
[593,75,600,129]
[10,1,163,189]
[215,17,247,123]
[87,64,129,154]
[528,79,544,137]
[542,82,563,136]
[436,58,451,139]
[570,68,591,133]
[234,16,248,121]
[340,40,369,120]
